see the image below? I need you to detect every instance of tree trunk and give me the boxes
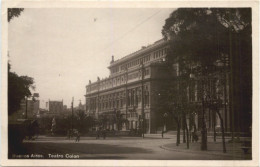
[183,128,186,143]
[213,111,217,142]
[185,119,189,149]
[177,121,181,146]
[174,117,181,146]
[216,110,227,153]
[182,116,186,143]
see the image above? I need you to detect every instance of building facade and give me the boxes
[85,38,251,135]
[85,39,170,133]
[47,100,63,113]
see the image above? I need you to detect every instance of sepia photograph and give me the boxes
[2,1,259,166]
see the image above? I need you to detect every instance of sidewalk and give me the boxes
[161,140,252,160]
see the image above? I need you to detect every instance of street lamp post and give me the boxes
[163,112,168,132]
[162,112,168,138]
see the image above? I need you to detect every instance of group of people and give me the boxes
[96,128,107,139]
[67,129,80,142]
[161,130,199,142]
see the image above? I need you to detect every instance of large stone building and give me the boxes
[85,38,251,135]
[85,39,169,133]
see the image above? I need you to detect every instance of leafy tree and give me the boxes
[156,64,192,147]
[37,116,53,134]
[8,8,29,115]
[8,63,35,115]
[75,110,95,133]
[8,8,24,22]
[162,8,251,152]
[98,114,109,129]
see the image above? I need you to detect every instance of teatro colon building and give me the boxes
[85,37,250,135]
[85,39,170,133]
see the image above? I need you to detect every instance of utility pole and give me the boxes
[71,97,74,130]
[97,77,100,120]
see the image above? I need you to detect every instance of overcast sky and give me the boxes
[8,8,174,108]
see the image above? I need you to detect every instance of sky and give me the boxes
[8,8,174,108]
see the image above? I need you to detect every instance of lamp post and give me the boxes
[163,112,168,132]
[162,112,168,138]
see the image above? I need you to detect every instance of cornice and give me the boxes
[108,39,168,68]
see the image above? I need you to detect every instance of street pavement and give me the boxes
[11,134,251,160]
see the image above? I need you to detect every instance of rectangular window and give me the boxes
[145,69,149,75]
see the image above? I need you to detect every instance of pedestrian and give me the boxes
[67,130,70,140]
[162,130,164,138]
[192,131,198,142]
[96,129,100,139]
[75,131,80,142]
[102,129,106,139]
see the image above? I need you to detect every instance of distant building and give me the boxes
[63,105,67,111]
[78,101,84,110]
[10,98,40,121]
[47,100,63,113]
[37,108,48,118]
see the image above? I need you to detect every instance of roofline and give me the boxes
[108,39,168,68]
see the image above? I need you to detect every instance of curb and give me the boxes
[160,145,246,159]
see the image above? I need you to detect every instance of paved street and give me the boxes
[10,134,250,160]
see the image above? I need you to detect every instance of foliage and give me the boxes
[74,110,95,133]
[36,111,96,135]
[162,8,251,71]
[162,8,252,115]
[37,116,53,134]
[8,63,35,115]
[8,8,24,22]
[162,8,251,150]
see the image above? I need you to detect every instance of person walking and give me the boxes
[67,130,71,140]
[162,130,164,138]
[75,131,80,142]
[96,128,100,139]
[102,129,106,139]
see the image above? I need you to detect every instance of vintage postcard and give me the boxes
[1,0,259,166]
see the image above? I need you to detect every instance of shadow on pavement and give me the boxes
[9,142,152,159]
[162,142,252,160]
